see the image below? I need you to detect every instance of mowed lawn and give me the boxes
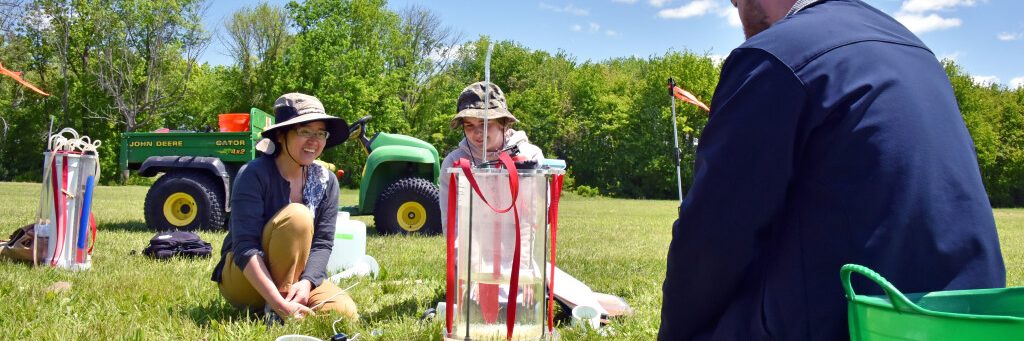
[0,181,1021,340]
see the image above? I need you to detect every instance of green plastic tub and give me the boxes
[842,264,1024,340]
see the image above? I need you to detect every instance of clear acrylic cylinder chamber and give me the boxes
[445,166,563,341]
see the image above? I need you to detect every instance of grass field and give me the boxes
[0,181,1021,340]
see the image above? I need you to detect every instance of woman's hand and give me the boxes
[273,299,314,320]
[241,255,314,320]
[285,279,312,306]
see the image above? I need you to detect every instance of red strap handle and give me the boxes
[51,154,67,267]
[445,169,459,334]
[504,201,522,339]
[49,156,60,266]
[546,174,564,332]
[457,152,520,213]
[88,212,98,255]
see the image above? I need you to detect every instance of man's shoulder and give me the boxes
[739,0,928,72]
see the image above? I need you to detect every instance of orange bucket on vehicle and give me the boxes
[218,113,250,132]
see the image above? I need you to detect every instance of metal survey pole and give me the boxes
[668,78,683,204]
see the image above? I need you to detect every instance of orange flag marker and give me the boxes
[670,84,709,112]
[0,62,50,96]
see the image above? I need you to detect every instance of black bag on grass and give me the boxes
[143,231,212,259]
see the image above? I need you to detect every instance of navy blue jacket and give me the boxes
[210,156,338,287]
[659,1,1005,340]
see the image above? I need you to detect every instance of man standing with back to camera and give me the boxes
[659,0,1005,340]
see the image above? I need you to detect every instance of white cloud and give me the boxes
[658,0,719,19]
[893,0,977,35]
[1010,77,1024,90]
[894,13,961,34]
[649,0,673,8]
[997,32,1022,41]
[572,22,618,36]
[972,75,1000,87]
[900,0,976,13]
[719,7,741,27]
[573,22,618,36]
[937,51,961,62]
[612,0,639,3]
[708,54,728,65]
[426,44,464,62]
[658,0,735,26]
[539,2,589,16]
[26,9,54,31]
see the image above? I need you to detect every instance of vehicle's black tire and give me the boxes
[373,177,441,235]
[144,171,226,231]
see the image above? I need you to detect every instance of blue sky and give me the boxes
[201,0,1024,89]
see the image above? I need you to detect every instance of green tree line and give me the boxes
[1,0,1022,206]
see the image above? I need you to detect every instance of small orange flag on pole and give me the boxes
[0,62,50,97]
[667,77,709,204]
[670,83,709,112]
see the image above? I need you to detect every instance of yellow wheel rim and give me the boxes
[396,201,427,232]
[164,192,197,227]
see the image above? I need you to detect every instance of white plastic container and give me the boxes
[571,305,601,329]
[326,211,366,274]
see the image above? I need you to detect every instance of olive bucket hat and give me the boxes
[256,93,349,154]
[449,81,519,129]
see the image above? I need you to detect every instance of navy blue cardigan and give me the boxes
[659,1,1005,340]
[211,156,338,287]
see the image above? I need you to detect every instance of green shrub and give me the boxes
[574,185,601,197]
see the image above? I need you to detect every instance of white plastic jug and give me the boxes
[327,211,366,274]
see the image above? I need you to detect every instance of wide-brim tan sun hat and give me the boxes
[260,93,349,149]
[449,81,519,129]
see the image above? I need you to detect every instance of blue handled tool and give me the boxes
[76,175,94,263]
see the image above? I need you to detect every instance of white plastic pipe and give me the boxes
[481,44,494,164]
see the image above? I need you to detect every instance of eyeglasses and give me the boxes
[294,127,329,140]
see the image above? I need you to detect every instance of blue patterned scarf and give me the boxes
[301,162,329,215]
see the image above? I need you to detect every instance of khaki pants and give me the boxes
[218,203,358,319]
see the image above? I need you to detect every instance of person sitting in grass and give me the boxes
[210,93,358,321]
[438,81,548,324]
[439,81,544,235]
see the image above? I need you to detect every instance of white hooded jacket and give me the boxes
[438,129,544,235]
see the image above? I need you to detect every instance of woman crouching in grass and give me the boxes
[210,93,357,321]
